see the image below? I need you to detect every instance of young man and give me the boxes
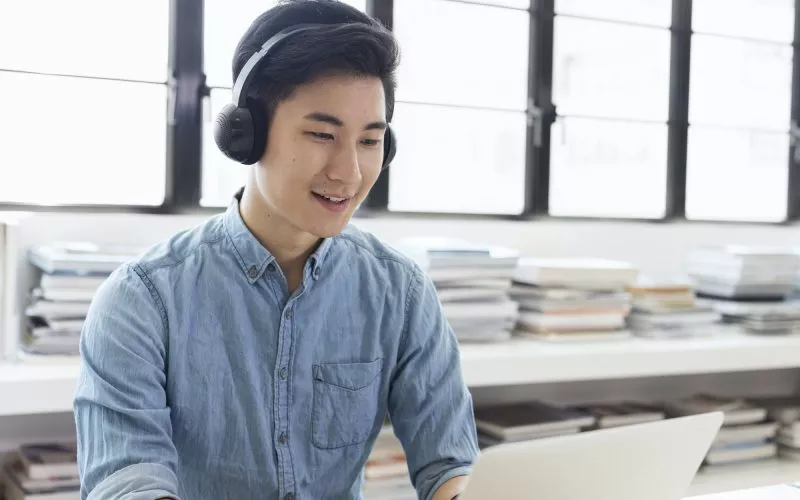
[73,1,480,499]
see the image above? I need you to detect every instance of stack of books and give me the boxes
[687,246,800,300]
[711,300,800,336]
[748,396,800,462]
[571,402,666,429]
[665,393,777,466]
[625,279,722,339]
[509,258,638,342]
[362,425,414,500]
[473,400,596,449]
[686,246,800,335]
[23,242,140,357]
[2,442,80,500]
[396,237,520,343]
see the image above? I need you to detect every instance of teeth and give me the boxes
[322,195,346,202]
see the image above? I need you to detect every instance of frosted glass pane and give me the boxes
[556,0,672,27]
[693,0,794,43]
[549,117,668,218]
[205,0,367,88]
[553,17,670,121]
[394,0,529,110]
[202,89,249,207]
[0,0,168,82]
[686,127,788,222]
[689,35,792,131]
[0,73,166,205]
[388,103,526,214]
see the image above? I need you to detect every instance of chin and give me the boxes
[302,216,352,239]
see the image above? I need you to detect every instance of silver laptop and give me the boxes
[460,411,724,500]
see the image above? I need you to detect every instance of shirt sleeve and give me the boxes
[73,263,181,500]
[387,266,481,500]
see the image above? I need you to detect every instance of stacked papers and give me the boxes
[23,242,141,357]
[396,237,519,343]
[626,279,722,339]
[665,393,777,467]
[687,246,800,301]
[510,258,638,341]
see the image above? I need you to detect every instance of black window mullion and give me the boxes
[361,0,394,211]
[665,0,692,219]
[788,0,800,220]
[526,0,555,215]
[165,0,205,211]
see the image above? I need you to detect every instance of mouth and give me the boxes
[311,191,352,212]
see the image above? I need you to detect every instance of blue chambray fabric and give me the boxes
[73,191,479,500]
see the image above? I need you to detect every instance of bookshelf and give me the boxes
[1,331,799,496]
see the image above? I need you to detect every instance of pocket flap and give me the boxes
[313,358,382,391]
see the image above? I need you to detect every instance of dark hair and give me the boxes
[232,0,400,123]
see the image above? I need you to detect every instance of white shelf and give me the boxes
[4,331,800,415]
[687,458,800,497]
[459,331,800,387]
[0,358,79,416]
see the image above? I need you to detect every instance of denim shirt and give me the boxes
[73,193,480,500]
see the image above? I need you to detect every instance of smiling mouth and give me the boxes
[313,193,348,203]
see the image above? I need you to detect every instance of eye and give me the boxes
[306,131,334,141]
[361,138,381,147]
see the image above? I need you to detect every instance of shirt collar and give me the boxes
[223,188,336,284]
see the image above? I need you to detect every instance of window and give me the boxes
[548,0,672,219]
[0,0,169,206]
[685,0,795,222]
[4,0,800,223]
[200,0,367,207]
[386,0,530,215]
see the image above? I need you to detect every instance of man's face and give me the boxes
[254,73,387,238]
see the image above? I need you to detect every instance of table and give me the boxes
[689,485,800,499]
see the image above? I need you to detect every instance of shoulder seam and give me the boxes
[139,231,226,274]
[336,233,412,269]
[399,265,423,357]
[130,263,170,343]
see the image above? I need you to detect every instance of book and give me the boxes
[18,443,79,481]
[473,401,596,441]
[28,242,141,275]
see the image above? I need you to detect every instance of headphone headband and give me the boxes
[232,23,327,106]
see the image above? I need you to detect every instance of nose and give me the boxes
[325,140,361,184]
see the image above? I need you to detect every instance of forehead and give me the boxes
[283,73,386,122]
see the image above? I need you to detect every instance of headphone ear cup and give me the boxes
[244,97,268,165]
[382,125,397,170]
[214,103,255,164]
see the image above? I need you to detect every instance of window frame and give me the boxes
[0,0,798,226]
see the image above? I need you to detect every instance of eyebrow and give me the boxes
[303,112,387,131]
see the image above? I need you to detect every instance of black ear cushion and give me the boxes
[243,97,269,165]
[382,125,397,169]
[214,103,255,164]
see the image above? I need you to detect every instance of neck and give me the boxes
[238,184,320,280]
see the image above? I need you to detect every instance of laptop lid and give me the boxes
[460,411,724,500]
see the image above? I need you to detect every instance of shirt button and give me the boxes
[279,433,288,445]
[284,494,294,500]
[267,263,276,272]
[247,266,258,279]
[280,367,288,380]
[312,267,320,279]
[284,309,292,321]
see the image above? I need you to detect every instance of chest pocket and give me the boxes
[312,358,383,449]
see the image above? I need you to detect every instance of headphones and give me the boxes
[213,23,397,168]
